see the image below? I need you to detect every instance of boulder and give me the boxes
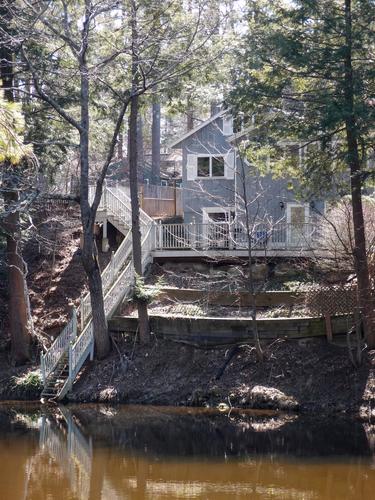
[248,385,299,411]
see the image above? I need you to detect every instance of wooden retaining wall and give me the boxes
[156,287,305,307]
[109,314,355,346]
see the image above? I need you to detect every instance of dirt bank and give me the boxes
[67,335,375,419]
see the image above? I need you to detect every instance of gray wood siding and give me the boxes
[180,117,236,223]
[176,115,324,224]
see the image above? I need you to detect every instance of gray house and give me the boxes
[170,108,325,249]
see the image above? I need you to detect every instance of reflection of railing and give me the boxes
[39,408,92,499]
[155,222,321,251]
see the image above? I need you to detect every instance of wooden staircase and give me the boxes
[40,185,155,402]
[41,354,69,400]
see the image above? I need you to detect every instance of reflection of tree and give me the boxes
[1,406,375,499]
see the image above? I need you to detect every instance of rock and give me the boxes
[248,385,299,411]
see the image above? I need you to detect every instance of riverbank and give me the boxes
[63,335,375,419]
[0,336,374,419]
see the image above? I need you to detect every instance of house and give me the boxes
[170,107,325,248]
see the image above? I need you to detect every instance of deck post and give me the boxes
[40,353,46,384]
[68,343,73,390]
[71,307,77,341]
[229,222,234,249]
[173,180,177,216]
[80,295,85,331]
[103,180,107,209]
[102,219,109,252]
[158,220,162,249]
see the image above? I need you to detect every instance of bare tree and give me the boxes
[5,0,225,356]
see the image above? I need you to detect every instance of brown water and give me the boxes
[0,404,374,500]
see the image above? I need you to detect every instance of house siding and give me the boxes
[180,117,237,223]
[175,115,324,225]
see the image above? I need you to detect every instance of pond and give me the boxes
[0,404,373,499]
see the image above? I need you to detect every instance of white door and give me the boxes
[202,208,234,249]
[286,203,310,247]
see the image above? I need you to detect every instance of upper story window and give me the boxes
[197,156,225,178]
[187,152,235,181]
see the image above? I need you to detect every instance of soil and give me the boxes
[0,202,109,396]
[1,202,112,343]
[67,334,375,420]
[122,297,307,319]
[146,261,335,292]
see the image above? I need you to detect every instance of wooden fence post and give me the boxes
[324,313,333,342]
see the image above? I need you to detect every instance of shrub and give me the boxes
[13,371,43,391]
[319,196,375,280]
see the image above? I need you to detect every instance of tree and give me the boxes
[230,0,375,347]
[0,86,34,363]
[151,94,161,184]
[5,0,225,354]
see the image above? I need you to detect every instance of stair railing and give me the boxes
[41,308,77,383]
[41,183,156,394]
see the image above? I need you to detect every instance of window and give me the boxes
[186,152,235,181]
[197,156,225,178]
[212,157,225,176]
[203,207,235,223]
[160,180,168,186]
[197,157,210,177]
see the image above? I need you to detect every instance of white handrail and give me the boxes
[41,308,77,383]
[68,226,154,385]
[42,184,156,394]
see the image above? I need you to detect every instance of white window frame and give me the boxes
[286,202,310,224]
[160,180,168,187]
[196,154,226,179]
[202,206,236,223]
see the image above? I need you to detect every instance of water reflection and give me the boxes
[0,404,374,499]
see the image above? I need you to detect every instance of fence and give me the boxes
[140,184,183,218]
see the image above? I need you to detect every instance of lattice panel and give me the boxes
[305,284,357,316]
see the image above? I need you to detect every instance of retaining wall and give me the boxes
[109,313,355,346]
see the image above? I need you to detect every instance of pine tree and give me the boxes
[230,0,375,347]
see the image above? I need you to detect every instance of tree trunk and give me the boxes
[79,53,110,358]
[344,0,375,348]
[117,129,124,160]
[129,93,150,343]
[129,4,150,343]
[151,98,161,184]
[136,114,144,184]
[3,189,31,364]
[186,95,194,131]
[1,40,32,363]
[238,147,263,360]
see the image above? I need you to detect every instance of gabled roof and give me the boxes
[169,109,227,149]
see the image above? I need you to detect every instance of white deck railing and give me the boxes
[155,221,321,251]
[42,183,322,394]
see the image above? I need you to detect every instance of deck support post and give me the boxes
[102,219,109,252]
